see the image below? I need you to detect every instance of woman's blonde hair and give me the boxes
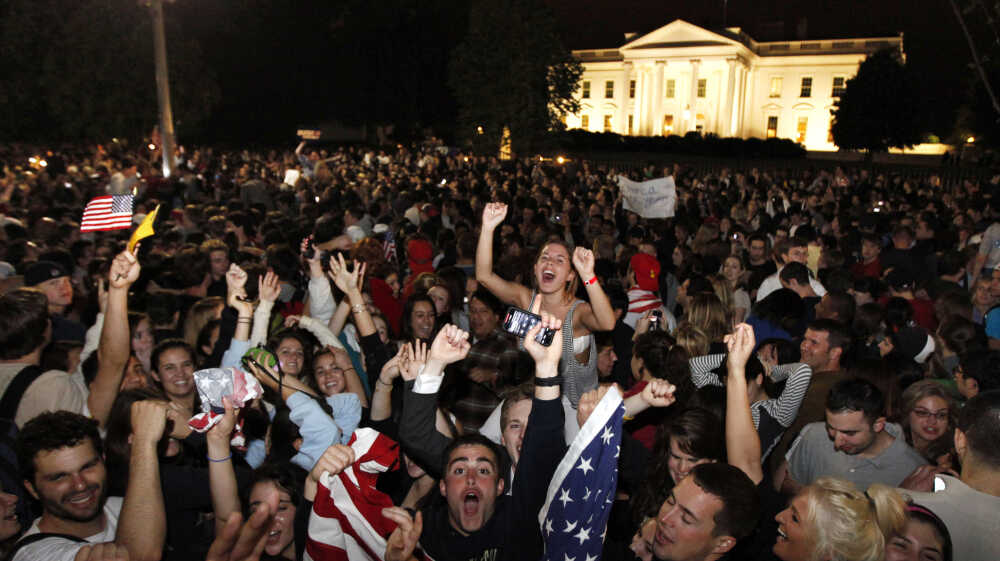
[710,275,736,327]
[684,293,729,343]
[805,478,906,561]
[673,321,709,358]
[183,296,224,348]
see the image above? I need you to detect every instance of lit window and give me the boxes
[695,113,705,133]
[629,80,636,99]
[800,77,812,97]
[769,77,783,98]
[582,81,591,99]
[628,115,634,135]
[766,116,778,138]
[665,79,675,98]
[796,116,808,143]
[832,76,846,97]
[581,114,590,129]
[605,81,614,98]
[663,115,674,135]
[697,79,707,98]
[603,114,613,132]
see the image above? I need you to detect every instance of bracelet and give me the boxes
[351,304,366,314]
[584,276,598,286]
[207,453,232,463]
[345,367,356,372]
[377,377,393,386]
[534,375,564,387]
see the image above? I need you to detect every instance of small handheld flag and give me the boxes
[80,195,133,232]
[128,204,159,253]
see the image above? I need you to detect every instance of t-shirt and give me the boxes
[977,222,1000,269]
[786,423,927,490]
[14,497,123,561]
[904,475,1000,561]
[0,363,86,428]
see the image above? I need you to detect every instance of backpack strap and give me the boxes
[0,366,45,423]
[3,532,87,561]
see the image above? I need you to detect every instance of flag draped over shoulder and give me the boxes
[80,195,133,231]
[617,175,677,218]
[539,386,625,561]
[305,428,400,561]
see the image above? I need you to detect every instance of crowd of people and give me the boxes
[0,138,998,561]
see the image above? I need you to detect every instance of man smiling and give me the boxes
[12,408,166,561]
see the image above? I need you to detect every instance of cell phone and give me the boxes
[649,310,662,331]
[503,306,556,346]
[304,240,328,263]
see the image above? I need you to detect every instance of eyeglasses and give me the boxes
[912,409,949,421]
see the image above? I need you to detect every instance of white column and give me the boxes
[653,60,665,136]
[619,62,632,134]
[687,59,700,134]
[723,58,737,137]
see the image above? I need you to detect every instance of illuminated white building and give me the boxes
[569,19,903,151]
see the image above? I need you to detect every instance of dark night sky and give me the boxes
[544,0,972,136]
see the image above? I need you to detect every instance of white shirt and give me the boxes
[15,497,123,561]
[755,265,827,302]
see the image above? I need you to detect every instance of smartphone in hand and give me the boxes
[502,306,556,346]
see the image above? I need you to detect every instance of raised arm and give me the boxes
[117,400,168,561]
[687,353,726,388]
[723,324,763,485]
[571,247,616,332]
[90,250,140,427]
[208,397,241,537]
[370,345,405,422]
[475,202,530,307]
[329,254,376,338]
[398,327,470,477]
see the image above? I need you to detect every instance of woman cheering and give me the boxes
[476,202,615,406]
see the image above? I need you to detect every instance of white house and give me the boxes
[569,19,903,151]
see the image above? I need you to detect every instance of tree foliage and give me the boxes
[0,0,218,141]
[830,49,923,154]
[449,0,582,155]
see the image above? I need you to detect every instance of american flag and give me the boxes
[305,428,399,561]
[80,194,133,232]
[539,386,625,561]
[382,229,397,263]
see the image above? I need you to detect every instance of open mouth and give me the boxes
[462,491,481,517]
[654,527,673,546]
[542,270,556,283]
[777,527,788,541]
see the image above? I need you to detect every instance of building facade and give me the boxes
[569,20,903,151]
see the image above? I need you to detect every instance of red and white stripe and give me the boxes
[305,428,400,561]
[81,195,133,231]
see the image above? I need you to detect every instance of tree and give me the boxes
[830,49,923,155]
[449,0,582,155]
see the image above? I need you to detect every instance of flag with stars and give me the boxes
[539,386,625,561]
[382,228,397,262]
[80,194,133,232]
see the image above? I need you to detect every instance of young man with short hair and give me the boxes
[650,463,759,561]
[12,409,166,561]
[778,378,926,493]
[755,237,826,302]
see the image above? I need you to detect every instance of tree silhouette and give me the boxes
[830,49,923,155]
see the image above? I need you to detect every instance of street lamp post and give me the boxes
[149,0,178,178]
